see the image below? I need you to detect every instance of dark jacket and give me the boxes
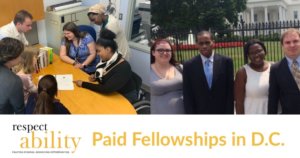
[183,54,234,114]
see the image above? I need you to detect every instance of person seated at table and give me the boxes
[25,75,70,114]
[73,29,139,104]
[0,37,25,114]
[59,22,99,74]
[15,47,38,104]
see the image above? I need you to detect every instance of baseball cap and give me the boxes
[88,3,106,14]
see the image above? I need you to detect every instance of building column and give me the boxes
[251,8,254,23]
[264,7,268,23]
[284,8,287,21]
[279,6,283,22]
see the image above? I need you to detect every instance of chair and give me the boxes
[132,72,150,114]
[78,25,97,41]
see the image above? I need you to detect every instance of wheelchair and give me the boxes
[132,72,150,114]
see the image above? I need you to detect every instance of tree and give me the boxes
[151,0,247,32]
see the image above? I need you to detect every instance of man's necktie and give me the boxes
[204,59,213,89]
[291,59,300,90]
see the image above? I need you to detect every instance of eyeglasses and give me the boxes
[155,49,172,54]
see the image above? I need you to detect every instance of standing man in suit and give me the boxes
[87,3,130,61]
[0,10,33,46]
[183,31,234,114]
[268,28,300,114]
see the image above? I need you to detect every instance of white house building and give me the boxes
[240,0,300,23]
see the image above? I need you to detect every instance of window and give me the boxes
[130,0,151,46]
[294,11,298,20]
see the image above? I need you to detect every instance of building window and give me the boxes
[254,14,258,22]
[294,11,298,20]
[268,13,270,21]
[130,0,151,46]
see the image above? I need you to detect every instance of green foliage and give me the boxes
[151,0,247,31]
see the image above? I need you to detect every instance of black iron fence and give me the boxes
[152,20,300,72]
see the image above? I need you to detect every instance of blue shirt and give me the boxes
[61,33,99,74]
[285,55,300,72]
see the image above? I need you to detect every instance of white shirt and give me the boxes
[0,21,29,45]
[105,15,130,61]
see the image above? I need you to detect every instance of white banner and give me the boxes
[0,115,298,158]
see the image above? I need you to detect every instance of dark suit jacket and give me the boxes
[183,53,234,114]
[268,58,300,114]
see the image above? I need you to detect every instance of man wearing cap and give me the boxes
[88,3,130,61]
[0,10,33,46]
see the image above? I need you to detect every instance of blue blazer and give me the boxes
[268,58,300,114]
[183,53,234,114]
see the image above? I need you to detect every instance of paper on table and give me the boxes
[55,74,74,90]
[38,74,74,90]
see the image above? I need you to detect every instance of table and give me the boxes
[32,53,136,114]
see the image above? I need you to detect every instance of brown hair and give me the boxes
[62,22,87,55]
[0,37,24,64]
[280,28,300,45]
[150,39,178,66]
[13,10,33,25]
[33,75,58,114]
[14,47,38,74]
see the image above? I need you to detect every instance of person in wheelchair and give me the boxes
[73,29,138,104]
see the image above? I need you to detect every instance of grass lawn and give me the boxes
[175,41,284,74]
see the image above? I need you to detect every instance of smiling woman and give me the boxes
[59,22,99,74]
[234,39,271,114]
[150,39,184,114]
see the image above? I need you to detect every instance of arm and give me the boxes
[59,45,76,65]
[28,75,37,93]
[10,77,25,114]
[234,67,246,114]
[183,63,195,114]
[81,41,97,66]
[82,63,132,93]
[268,65,279,114]
[226,58,234,114]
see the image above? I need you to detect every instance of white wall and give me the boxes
[37,0,100,45]
[286,5,300,20]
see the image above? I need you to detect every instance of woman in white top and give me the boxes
[234,39,271,114]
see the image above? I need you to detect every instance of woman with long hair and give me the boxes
[25,75,70,114]
[60,22,99,74]
[150,39,184,114]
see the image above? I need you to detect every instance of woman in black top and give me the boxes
[26,75,70,114]
[73,29,139,104]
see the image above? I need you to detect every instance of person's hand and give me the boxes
[89,74,96,82]
[73,80,83,87]
[74,63,82,69]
